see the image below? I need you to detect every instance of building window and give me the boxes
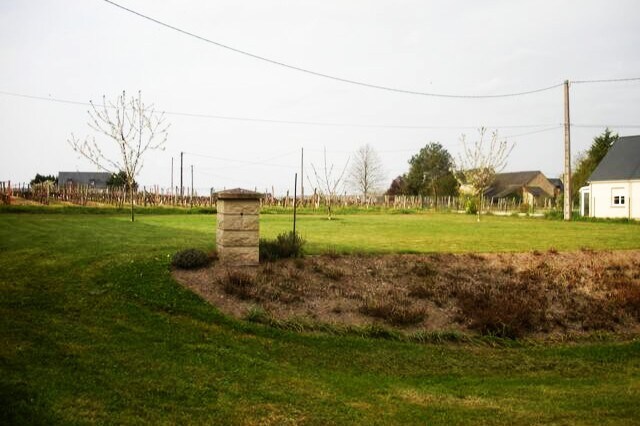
[611,188,626,207]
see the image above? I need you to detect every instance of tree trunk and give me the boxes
[130,185,135,222]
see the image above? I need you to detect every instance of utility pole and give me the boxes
[563,80,572,221]
[190,164,194,208]
[170,157,174,195]
[293,173,298,235]
[180,151,184,202]
[300,148,304,201]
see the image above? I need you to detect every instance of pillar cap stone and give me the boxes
[215,188,264,200]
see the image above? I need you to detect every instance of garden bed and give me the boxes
[174,249,640,339]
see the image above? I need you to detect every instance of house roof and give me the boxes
[58,171,112,181]
[525,186,545,197]
[484,171,543,198]
[548,178,564,190]
[57,172,112,188]
[58,171,111,178]
[492,185,522,198]
[589,135,640,181]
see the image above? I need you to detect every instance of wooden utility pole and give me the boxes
[563,80,572,221]
[180,151,184,202]
[190,164,194,208]
[170,157,174,195]
[300,148,304,201]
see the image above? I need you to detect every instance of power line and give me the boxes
[101,0,566,99]
[572,77,640,84]
[0,90,561,130]
[3,89,640,131]
[572,124,640,129]
[303,126,563,155]
[0,90,91,107]
[160,107,561,130]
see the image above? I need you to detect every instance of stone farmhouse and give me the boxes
[58,171,112,189]
[484,171,557,206]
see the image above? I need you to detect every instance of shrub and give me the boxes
[360,293,427,326]
[615,284,640,320]
[172,248,210,269]
[220,271,257,300]
[464,198,478,215]
[259,231,305,262]
[456,280,548,338]
[245,305,269,323]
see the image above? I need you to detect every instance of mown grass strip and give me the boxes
[1,213,640,424]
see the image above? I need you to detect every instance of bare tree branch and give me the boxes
[455,127,513,220]
[309,147,349,220]
[348,144,385,199]
[68,90,169,221]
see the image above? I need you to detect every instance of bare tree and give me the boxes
[68,91,169,221]
[348,144,385,200]
[309,148,349,220]
[456,127,512,221]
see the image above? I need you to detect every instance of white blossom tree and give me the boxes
[456,127,512,221]
[68,91,169,221]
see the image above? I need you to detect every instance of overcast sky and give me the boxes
[1,0,639,195]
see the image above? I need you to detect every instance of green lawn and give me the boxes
[1,212,640,424]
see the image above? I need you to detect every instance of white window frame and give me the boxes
[611,187,626,207]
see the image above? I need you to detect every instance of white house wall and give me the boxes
[589,180,640,219]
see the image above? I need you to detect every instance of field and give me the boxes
[2,212,640,424]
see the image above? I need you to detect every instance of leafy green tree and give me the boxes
[572,128,618,200]
[107,171,138,190]
[405,142,458,197]
[30,174,57,186]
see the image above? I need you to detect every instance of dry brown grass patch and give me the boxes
[174,250,640,339]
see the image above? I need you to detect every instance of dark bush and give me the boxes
[259,231,305,262]
[616,284,640,320]
[220,271,257,300]
[172,248,210,269]
[456,280,548,338]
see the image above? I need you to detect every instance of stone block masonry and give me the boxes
[216,188,262,266]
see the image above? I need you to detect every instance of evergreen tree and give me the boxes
[572,128,618,200]
[405,142,458,197]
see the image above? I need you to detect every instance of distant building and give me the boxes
[58,171,112,189]
[547,178,564,198]
[484,171,556,205]
[579,135,640,219]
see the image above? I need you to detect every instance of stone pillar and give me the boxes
[216,188,262,266]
